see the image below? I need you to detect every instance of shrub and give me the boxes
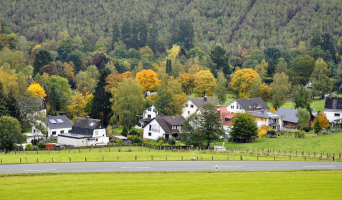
[298,131,306,138]
[33,146,38,150]
[116,139,123,144]
[127,135,133,141]
[156,136,165,143]
[132,135,142,143]
[313,120,322,134]
[168,138,176,145]
[38,141,45,149]
[303,126,312,132]
[16,144,23,150]
[158,140,164,145]
[31,139,38,145]
[26,143,32,150]
[294,130,301,137]
[129,130,138,136]
[143,139,149,144]
[258,130,267,138]
[121,127,128,137]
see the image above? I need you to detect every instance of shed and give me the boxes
[45,143,55,150]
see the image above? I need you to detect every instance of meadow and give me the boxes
[0,171,341,200]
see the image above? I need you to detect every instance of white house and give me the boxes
[226,97,270,114]
[182,95,219,119]
[143,116,185,140]
[324,97,342,123]
[57,117,109,147]
[253,110,283,131]
[33,115,73,138]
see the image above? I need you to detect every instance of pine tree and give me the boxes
[0,82,9,117]
[90,68,112,126]
[33,49,53,76]
[210,45,231,77]
[310,33,322,48]
[112,23,121,51]
[148,22,158,52]
[137,20,148,49]
[166,59,172,75]
[121,19,131,48]
[322,33,336,62]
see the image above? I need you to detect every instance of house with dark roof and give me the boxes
[253,110,283,131]
[182,95,219,118]
[32,115,73,138]
[143,116,185,140]
[275,108,299,129]
[226,97,270,114]
[324,97,342,123]
[138,105,158,126]
[57,116,109,147]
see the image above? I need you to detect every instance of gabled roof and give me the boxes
[198,107,233,126]
[233,97,270,111]
[70,117,105,136]
[275,108,298,123]
[46,115,73,130]
[188,96,219,109]
[144,116,185,133]
[253,110,282,119]
[325,97,342,110]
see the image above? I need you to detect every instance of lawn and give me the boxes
[112,127,143,135]
[0,171,341,199]
[223,132,342,154]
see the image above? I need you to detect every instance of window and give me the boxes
[153,109,156,112]
[148,132,152,136]
[177,126,181,129]
[33,129,36,133]
[95,131,98,135]
[151,124,160,133]
[231,106,234,109]
[190,105,194,108]
[148,108,151,111]
[148,115,151,119]
[335,113,340,117]
[52,131,56,135]
[260,118,263,121]
[172,126,176,129]
[60,130,64,134]
[225,118,231,122]
[149,125,152,131]
[188,111,190,114]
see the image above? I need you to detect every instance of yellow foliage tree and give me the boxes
[27,83,46,99]
[0,63,19,98]
[147,94,157,102]
[67,91,87,117]
[269,107,276,113]
[258,124,268,138]
[194,70,217,96]
[255,59,268,80]
[135,69,161,92]
[139,46,153,56]
[63,61,75,79]
[167,44,180,61]
[105,71,132,92]
[314,112,329,129]
[258,83,273,102]
[230,68,258,98]
[177,73,196,94]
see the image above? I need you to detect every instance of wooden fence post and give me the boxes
[166,155,167,161]
[151,156,153,161]
[181,156,183,161]
[135,156,137,161]
[85,157,87,162]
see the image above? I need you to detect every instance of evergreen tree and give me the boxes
[0,82,9,117]
[112,22,121,51]
[121,19,132,48]
[264,47,282,63]
[137,20,148,49]
[148,22,158,52]
[178,19,194,50]
[90,68,112,126]
[57,37,72,61]
[313,118,322,133]
[166,59,172,75]
[49,86,61,113]
[82,38,94,52]
[130,20,139,49]
[321,33,336,62]
[33,49,53,76]
[210,45,231,77]
[310,33,322,48]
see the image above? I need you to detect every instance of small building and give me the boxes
[226,97,270,114]
[275,108,299,129]
[182,95,219,119]
[324,97,342,123]
[45,143,55,150]
[138,105,158,126]
[143,116,185,141]
[112,135,131,144]
[32,115,73,137]
[57,117,109,147]
[253,110,283,131]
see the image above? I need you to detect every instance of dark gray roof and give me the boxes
[189,96,219,109]
[234,97,270,111]
[253,110,282,119]
[325,97,342,110]
[46,115,73,130]
[70,117,105,136]
[144,116,185,133]
[275,108,298,123]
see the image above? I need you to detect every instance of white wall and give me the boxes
[57,136,88,147]
[182,100,198,118]
[143,105,157,119]
[48,128,72,137]
[143,119,165,140]
[226,101,244,113]
[324,111,342,123]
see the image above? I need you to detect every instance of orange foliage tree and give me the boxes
[105,71,132,92]
[177,73,196,95]
[135,69,161,92]
[27,83,46,99]
[193,70,216,96]
[314,112,329,129]
[230,68,258,98]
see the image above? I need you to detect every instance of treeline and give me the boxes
[1,0,342,53]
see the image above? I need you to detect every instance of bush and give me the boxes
[294,130,301,137]
[26,143,32,150]
[303,126,312,132]
[143,139,149,144]
[33,146,38,150]
[15,144,23,150]
[132,135,142,143]
[127,135,133,141]
[31,139,38,145]
[38,141,45,149]
[156,136,165,143]
[258,130,267,138]
[298,131,306,138]
[116,139,123,144]
[129,130,138,136]
[158,140,164,145]
[168,138,176,145]
[121,127,128,137]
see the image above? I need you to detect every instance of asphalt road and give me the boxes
[1,161,341,174]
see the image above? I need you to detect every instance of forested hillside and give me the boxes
[1,0,342,52]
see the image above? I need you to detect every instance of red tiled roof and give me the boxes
[198,107,233,126]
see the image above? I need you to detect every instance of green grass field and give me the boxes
[0,171,341,199]
[112,127,143,135]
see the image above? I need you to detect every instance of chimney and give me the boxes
[203,90,207,102]
[86,116,90,119]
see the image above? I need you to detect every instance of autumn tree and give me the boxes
[135,69,161,92]
[314,112,329,129]
[155,76,187,116]
[230,68,258,98]
[255,59,268,81]
[33,49,53,75]
[194,70,217,96]
[270,72,291,109]
[177,73,196,95]
[105,71,132,92]
[258,83,273,102]
[311,58,333,99]
[39,62,59,76]
[68,91,87,117]
[111,78,145,130]
[27,83,46,99]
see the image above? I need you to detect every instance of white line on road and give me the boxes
[304,166,336,168]
[136,167,151,169]
[121,167,132,169]
[213,166,243,168]
[24,169,56,172]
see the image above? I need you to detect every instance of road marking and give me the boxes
[136,167,151,169]
[121,167,132,169]
[24,169,56,172]
[304,166,336,168]
[213,166,243,168]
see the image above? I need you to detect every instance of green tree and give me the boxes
[295,107,310,131]
[121,19,131,48]
[321,33,336,62]
[270,72,291,109]
[90,68,112,126]
[310,33,322,48]
[230,112,258,142]
[311,58,334,99]
[179,113,204,147]
[166,59,172,75]
[290,55,315,85]
[292,85,311,109]
[33,49,53,76]
[147,22,158,52]
[242,49,265,69]
[111,78,145,130]
[313,119,321,134]
[112,22,121,51]
[0,116,26,151]
[0,82,9,117]
[49,75,71,110]
[214,72,227,105]
[210,45,231,77]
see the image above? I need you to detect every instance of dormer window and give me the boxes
[148,108,151,111]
